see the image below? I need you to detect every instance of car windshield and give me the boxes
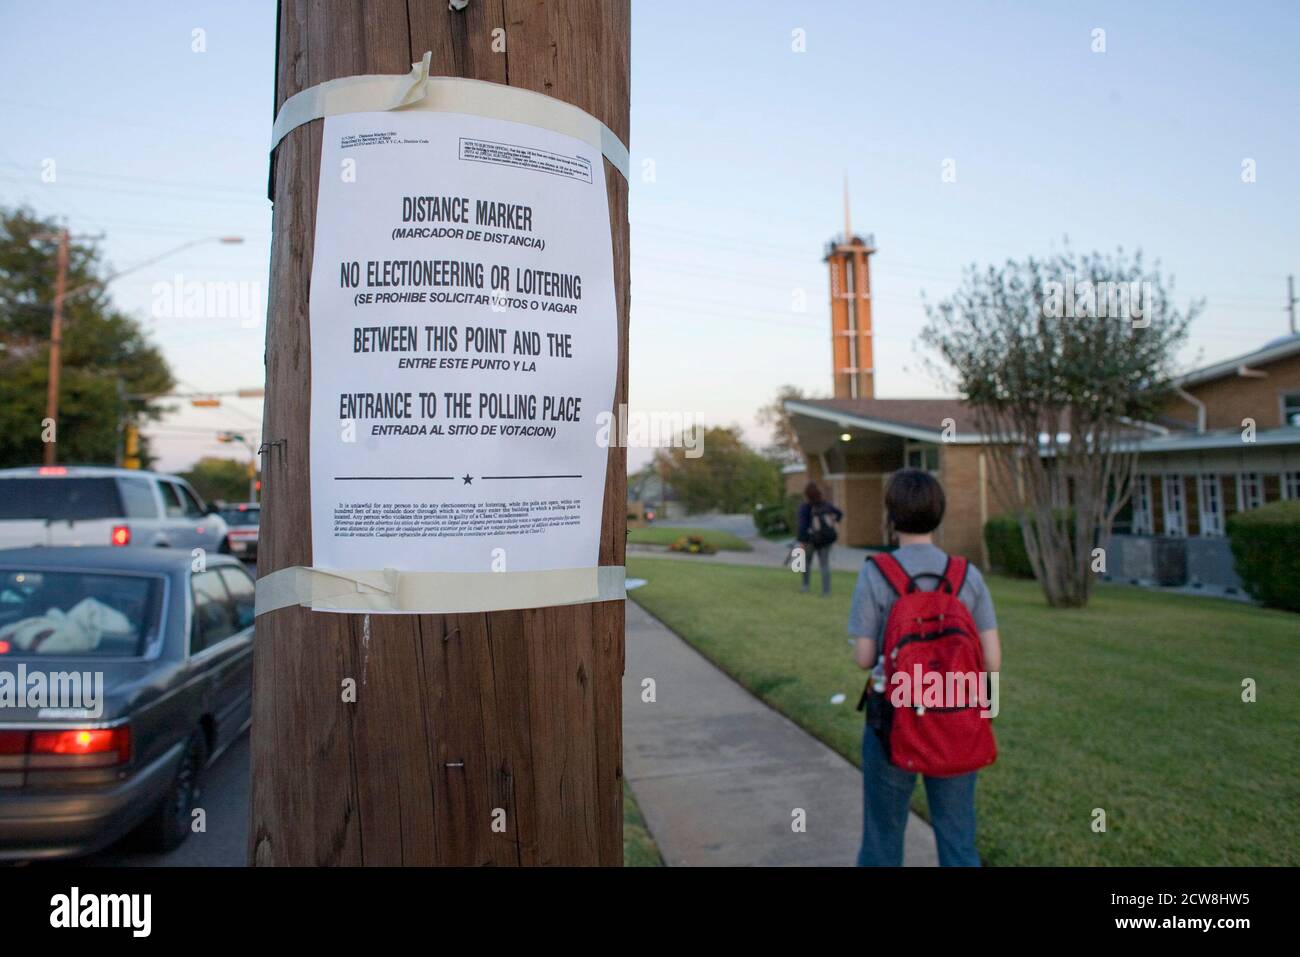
[0,478,123,521]
[218,507,260,527]
[0,570,162,657]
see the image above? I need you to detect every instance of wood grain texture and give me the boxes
[252,0,629,866]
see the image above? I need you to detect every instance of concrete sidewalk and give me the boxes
[622,600,937,867]
[628,538,873,573]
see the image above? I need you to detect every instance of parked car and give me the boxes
[0,466,228,553]
[0,547,254,860]
[217,503,260,562]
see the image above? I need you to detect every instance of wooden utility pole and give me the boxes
[44,229,69,466]
[252,0,629,865]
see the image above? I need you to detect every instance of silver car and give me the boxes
[0,467,228,554]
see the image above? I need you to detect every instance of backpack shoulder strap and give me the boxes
[869,552,914,596]
[941,555,969,595]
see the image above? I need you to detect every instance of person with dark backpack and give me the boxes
[847,469,1002,866]
[797,482,843,596]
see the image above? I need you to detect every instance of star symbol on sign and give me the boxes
[462,474,473,485]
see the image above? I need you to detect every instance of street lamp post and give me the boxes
[217,431,259,503]
[31,232,244,465]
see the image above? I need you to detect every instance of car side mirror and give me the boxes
[205,505,219,515]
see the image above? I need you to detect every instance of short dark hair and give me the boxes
[885,469,946,534]
[804,481,823,504]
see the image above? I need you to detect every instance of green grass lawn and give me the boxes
[626,556,1299,866]
[627,525,753,552]
[623,779,663,866]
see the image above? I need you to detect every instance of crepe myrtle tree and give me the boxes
[920,246,1197,607]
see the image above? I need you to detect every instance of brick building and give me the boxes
[785,218,1300,580]
[784,396,999,564]
[1114,334,1300,545]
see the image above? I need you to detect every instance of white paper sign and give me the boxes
[308,110,617,580]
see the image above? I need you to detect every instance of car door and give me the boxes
[216,565,255,731]
[188,569,253,754]
[167,481,208,548]
[176,481,225,553]
[158,480,188,547]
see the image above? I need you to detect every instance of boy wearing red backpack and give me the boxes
[848,469,1002,867]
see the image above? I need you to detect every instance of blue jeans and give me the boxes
[800,544,832,594]
[856,729,981,867]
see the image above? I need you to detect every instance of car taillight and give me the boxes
[0,731,28,755]
[29,727,131,768]
[37,466,67,476]
[111,524,131,546]
[0,639,10,655]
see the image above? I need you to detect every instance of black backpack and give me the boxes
[808,505,838,547]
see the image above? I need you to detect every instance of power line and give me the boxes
[0,173,268,207]
[0,161,265,199]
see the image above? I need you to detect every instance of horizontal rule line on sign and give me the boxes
[481,474,583,479]
[334,476,455,480]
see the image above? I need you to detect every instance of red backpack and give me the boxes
[856,552,997,777]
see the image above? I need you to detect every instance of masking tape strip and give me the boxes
[271,51,630,181]
[255,564,625,617]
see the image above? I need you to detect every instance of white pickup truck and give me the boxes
[0,466,228,553]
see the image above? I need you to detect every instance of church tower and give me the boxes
[825,178,875,399]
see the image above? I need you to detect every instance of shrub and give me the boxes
[984,510,1088,579]
[782,493,802,539]
[752,500,790,536]
[984,514,1036,578]
[1228,500,1300,612]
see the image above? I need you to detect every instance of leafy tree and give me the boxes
[756,384,814,464]
[0,207,174,468]
[920,246,1196,607]
[181,456,256,504]
[652,426,781,514]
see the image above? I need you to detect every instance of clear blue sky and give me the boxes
[2,0,1297,471]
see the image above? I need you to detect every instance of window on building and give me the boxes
[1162,474,1186,537]
[1281,392,1300,427]
[1237,472,1264,512]
[1132,474,1153,534]
[1198,474,1224,537]
[904,443,940,472]
[1284,471,1300,500]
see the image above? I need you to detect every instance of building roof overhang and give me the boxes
[1174,334,1300,388]
[784,399,988,446]
[1117,425,1300,455]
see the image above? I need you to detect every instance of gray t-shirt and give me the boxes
[847,543,997,641]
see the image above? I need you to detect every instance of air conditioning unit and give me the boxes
[1151,538,1188,587]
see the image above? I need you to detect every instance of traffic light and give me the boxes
[123,424,140,470]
